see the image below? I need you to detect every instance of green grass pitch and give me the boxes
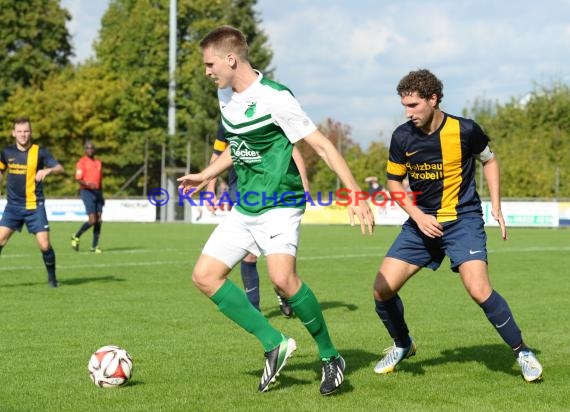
[0,222,569,411]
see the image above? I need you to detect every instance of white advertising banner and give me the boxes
[187,201,560,228]
[0,199,156,222]
[0,199,561,226]
[482,201,559,227]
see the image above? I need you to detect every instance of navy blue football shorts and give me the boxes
[0,204,50,234]
[386,216,488,273]
[80,189,105,215]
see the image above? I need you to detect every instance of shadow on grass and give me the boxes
[244,343,541,393]
[397,343,541,379]
[75,246,146,253]
[244,347,378,395]
[0,275,126,288]
[62,275,126,286]
[0,281,46,288]
[265,300,358,319]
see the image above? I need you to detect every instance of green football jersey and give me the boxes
[219,72,316,215]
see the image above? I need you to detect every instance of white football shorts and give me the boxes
[202,207,303,268]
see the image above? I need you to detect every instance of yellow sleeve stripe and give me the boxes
[213,140,227,152]
[387,160,407,176]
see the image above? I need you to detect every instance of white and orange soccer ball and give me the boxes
[88,345,133,388]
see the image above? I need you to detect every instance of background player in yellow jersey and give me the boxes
[372,69,542,382]
[0,117,64,287]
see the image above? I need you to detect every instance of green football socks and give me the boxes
[289,282,338,360]
[210,279,282,352]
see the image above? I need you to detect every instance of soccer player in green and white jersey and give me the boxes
[206,124,309,316]
[178,25,374,395]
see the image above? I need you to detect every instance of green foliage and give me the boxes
[0,0,273,196]
[470,83,570,198]
[0,64,129,195]
[0,0,72,104]
[1,0,567,200]
[298,118,389,194]
[176,0,274,174]
[92,0,274,193]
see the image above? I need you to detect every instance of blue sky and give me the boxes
[61,0,570,147]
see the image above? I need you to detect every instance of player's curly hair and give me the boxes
[397,69,444,104]
[199,25,249,61]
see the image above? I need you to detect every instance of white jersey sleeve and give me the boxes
[271,90,317,144]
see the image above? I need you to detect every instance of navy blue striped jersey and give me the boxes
[386,113,489,222]
[0,144,59,209]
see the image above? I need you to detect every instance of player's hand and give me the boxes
[177,173,208,195]
[205,195,220,213]
[348,201,375,235]
[204,181,219,213]
[35,169,50,182]
[413,213,443,238]
[492,208,508,240]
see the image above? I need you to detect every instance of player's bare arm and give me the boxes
[303,130,375,235]
[292,146,310,192]
[35,163,64,182]
[204,151,224,212]
[482,155,507,240]
[177,147,232,195]
[387,179,443,238]
[78,180,97,189]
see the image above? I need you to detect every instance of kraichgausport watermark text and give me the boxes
[147,188,421,208]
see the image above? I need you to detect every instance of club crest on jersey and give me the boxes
[229,140,262,164]
[244,101,257,118]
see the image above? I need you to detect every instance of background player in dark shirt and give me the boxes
[0,117,64,287]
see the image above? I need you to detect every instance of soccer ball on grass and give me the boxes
[88,345,133,388]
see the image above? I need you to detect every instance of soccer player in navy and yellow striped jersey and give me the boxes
[372,70,543,382]
[0,117,64,287]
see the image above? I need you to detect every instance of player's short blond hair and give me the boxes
[199,25,249,61]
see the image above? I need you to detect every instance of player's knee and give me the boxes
[270,273,299,297]
[0,229,11,245]
[468,285,492,304]
[373,287,394,302]
[38,244,51,253]
[373,271,396,301]
[191,262,221,292]
[191,269,208,291]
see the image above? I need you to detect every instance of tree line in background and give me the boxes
[0,0,568,199]
[468,84,570,198]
